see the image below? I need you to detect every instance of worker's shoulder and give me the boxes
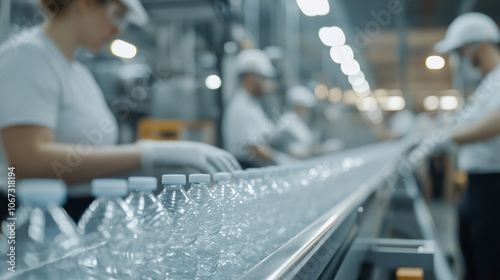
[0,27,51,66]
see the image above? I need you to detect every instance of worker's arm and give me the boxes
[248,145,275,162]
[452,109,500,145]
[2,125,141,185]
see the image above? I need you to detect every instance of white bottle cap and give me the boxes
[18,179,67,207]
[213,172,232,182]
[162,174,186,185]
[128,176,157,192]
[232,170,248,179]
[91,179,128,197]
[188,174,211,183]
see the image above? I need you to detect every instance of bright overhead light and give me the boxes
[356,97,378,112]
[319,26,346,47]
[205,75,222,90]
[341,59,361,76]
[297,0,330,16]
[314,84,329,100]
[353,80,370,94]
[439,95,458,110]
[110,39,137,59]
[330,45,354,64]
[328,87,343,103]
[423,95,439,111]
[366,108,384,124]
[357,89,371,98]
[381,96,405,111]
[348,71,365,86]
[426,55,445,70]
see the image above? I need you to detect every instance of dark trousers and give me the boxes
[459,173,500,280]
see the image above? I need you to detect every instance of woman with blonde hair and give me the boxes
[0,0,240,221]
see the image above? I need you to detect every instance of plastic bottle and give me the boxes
[158,174,198,279]
[125,176,173,279]
[231,170,261,270]
[212,172,245,279]
[187,174,221,280]
[77,178,139,279]
[0,179,86,280]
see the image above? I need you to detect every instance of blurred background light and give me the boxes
[426,55,445,70]
[110,39,137,59]
[205,75,222,90]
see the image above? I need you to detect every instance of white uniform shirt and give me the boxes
[282,111,315,145]
[0,27,118,196]
[458,65,500,173]
[223,90,275,160]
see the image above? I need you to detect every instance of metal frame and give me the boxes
[239,158,398,280]
[240,143,455,280]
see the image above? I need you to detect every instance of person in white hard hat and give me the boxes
[279,86,317,159]
[284,85,317,152]
[434,12,500,280]
[0,0,240,221]
[223,49,294,168]
[280,85,344,158]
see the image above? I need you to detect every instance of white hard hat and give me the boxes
[287,85,317,108]
[120,0,149,26]
[434,12,500,54]
[235,49,276,78]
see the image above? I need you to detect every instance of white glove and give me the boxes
[137,139,241,174]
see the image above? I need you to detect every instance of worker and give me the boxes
[279,85,342,158]
[281,85,318,158]
[223,49,294,168]
[0,0,240,221]
[434,12,500,280]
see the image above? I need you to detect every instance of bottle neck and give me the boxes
[163,184,184,191]
[162,185,189,201]
[190,182,209,189]
[23,201,63,210]
[97,196,133,214]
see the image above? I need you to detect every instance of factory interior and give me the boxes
[1,0,500,279]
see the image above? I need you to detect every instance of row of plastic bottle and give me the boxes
[0,151,386,280]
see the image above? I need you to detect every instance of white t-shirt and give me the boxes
[457,65,500,174]
[282,111,315,146]
[223,90,275,160]
[0,27,118,196]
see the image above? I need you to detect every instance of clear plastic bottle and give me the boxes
[212,172,245,279]
[125,176,173,279]
[0,179,86,280]
[231,170,261,270]
[158,174,198,280]
[77,178,140,280]
[187,174,221,280]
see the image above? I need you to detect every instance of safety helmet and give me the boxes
[235,49,276,78]
[286,86,317,108]
[434,12,500,54]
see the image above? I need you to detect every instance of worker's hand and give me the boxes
[136,139,241,174]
